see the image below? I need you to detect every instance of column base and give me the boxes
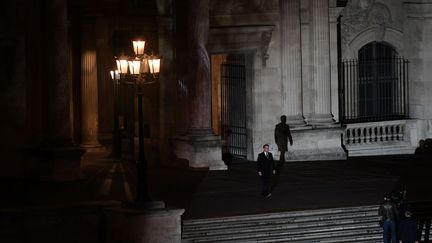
[287,114,306,127]
[173,131,227,170]
[23,144,85,181]
[307,113,335,126]
[80,141,105,152]
[104,206,184,243]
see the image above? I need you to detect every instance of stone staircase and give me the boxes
[182,205,383,242]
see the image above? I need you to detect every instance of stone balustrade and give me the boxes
[344,120,407,146]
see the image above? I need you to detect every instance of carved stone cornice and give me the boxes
[329,7,343,23]
[210,0,278,15]
[208,25,274,67]
[404,2,432,19]
[341,0,396,46]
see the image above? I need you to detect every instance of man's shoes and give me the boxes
[266,193,272,198]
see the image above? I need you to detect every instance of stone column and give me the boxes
[173,0,226,170]
[186,0,212,133]
[46,0,72,143]
[280,0,305,126]
[329,7,343,123]
[308,0,334,124]
[80,21,102,150]
[157,0,176,166]
[23,0,84,180]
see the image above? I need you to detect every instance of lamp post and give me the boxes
[109,70,121,158]
[114,39,164,208]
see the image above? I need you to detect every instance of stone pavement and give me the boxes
[184,155,432,219]
[1,151,431,221]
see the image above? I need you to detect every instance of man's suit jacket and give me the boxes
[257,152,275,178]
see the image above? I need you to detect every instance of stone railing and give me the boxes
[344,120,407,146]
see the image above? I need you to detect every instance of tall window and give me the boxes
[340,42,409,123]
[358,42,397,118]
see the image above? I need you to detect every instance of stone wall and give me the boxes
[0,0,28,177]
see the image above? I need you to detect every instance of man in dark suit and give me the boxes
[257,144,275,198]
[274,115,293,164]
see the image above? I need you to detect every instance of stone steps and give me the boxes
[182,202,432,242]
[182,205,383,242]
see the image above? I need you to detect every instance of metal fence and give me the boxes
[221,54,247,158]
[339,57,409,124]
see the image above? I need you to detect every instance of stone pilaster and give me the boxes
[157,1,176,166]
[329,7,343,123]
[308,0,334,125]
[46,0,71,142]
[158,17,175,166]
[280,0,305,126]
[80,21,102,150]
[174,0,226,170]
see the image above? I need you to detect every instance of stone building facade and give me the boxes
[2,0,432,177]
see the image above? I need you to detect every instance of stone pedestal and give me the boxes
[174,133,226,170]
[104,207,184,243]
[283,126,346,161]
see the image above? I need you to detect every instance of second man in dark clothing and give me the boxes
[274,115,293,165]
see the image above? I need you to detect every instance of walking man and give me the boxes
[274,115,293,165]
[257,144,275,198]
[379,193,399,243]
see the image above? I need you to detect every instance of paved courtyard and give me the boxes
[1,152,431,220]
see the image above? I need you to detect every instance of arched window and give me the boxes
[340,42,409,123]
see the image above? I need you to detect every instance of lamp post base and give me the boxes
[104,206,184,243]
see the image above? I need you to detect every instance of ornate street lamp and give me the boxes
[132,40,146,56]
[114,39,164,208]
[109,70,121,158]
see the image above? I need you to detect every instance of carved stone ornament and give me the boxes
[261,30,272,67]
[340,0,393,46]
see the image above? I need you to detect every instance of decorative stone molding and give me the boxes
[208,25,274,67]
[261,30,272,67]
[345,27,404,59]
[210,0,278,14]
[404,2,432,18]
[340,0,399,58]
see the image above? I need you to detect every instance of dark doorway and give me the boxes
[358,42,397,118]
[221,54,247,159]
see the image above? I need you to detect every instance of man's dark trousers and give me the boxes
[261,177,270,197]
[383,219,397,243]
